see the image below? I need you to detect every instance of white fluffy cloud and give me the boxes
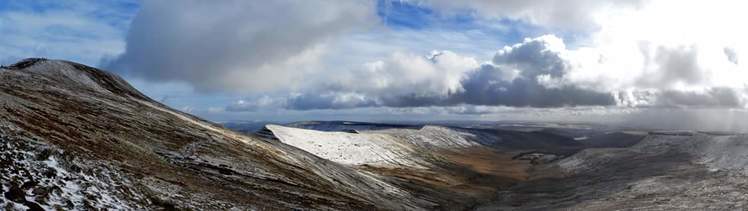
[108,0,376,92]
[330,50,478,98]
[533,0,748,107]
[227,51,481,110]
[386,0,748,108]
[479,33,748,108]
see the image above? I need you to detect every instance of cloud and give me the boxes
[535,1,748,108]
[364,36,615,108]
[227,24,748,111]
[328,50,478,98]
[0,0,135,66]
[453,66,616,107]
[445,35,616,107]
[97,0,748,113]
[724,47,738,65]
[380,0,748,109]
[107,0,376,92]
[227,36,616,111]
[503,34,748,109]
[231,50,479,110]
[225,96,288,112]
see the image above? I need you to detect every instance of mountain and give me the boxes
[262,122,748,210]
[4,58,748,210]
[261,123,595,207]
[0,59,424,210]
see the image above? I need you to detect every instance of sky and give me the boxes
[2,0,748,130]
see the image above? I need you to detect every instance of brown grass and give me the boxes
[440,147,531,181]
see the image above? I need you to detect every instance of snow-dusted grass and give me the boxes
[380,126,482,148]
[267,125,420,166]
[24,60,111,95]
[0,134,139,210]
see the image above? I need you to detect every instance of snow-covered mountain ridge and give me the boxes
[266,124,497,168]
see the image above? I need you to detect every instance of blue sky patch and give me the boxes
[375,0,546,47]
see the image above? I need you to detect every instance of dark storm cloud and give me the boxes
[447,36,616,107]
[370,65,615,108]
[450,65,616,107]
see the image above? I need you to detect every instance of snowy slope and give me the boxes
[379,126,482,148]
[267,124,423,167]
[267,124,492,168]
